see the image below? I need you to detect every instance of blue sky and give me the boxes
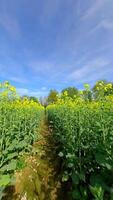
[0,0,113,97]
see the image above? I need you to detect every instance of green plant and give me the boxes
[47,91,113,199]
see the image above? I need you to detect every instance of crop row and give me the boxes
[0,98,44,196]
[47,97,113,200]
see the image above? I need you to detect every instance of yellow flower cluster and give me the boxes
[47,86,113,199]
[0,82,44,188]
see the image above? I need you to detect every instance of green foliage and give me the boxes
[62,87,78,99]
[47,94,113,199]
[92,80,113,100]
[0,81,17,100]
[82,84,92,101]
[90,185,104,200]
[47,89,58,104]
[0,175,11,187]
[29,96,39,103]
[0,81,44,197]
[22,96,39,103]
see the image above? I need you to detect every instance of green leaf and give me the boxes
[79,171,85,182]
[6,152,18,161]
[7,139,18,151]
[0,175,11,187]
[62,172,69,182]
[58,152,64,157]
[72,173,79,185]
[72,189,81,200]
[90,174,105,188]
[17,158,26,170]
[80,186,88,199]
[15,141,27,150]
[95,151,113,170]
[0,160,17,172]
[89,185,104,200]
[68,163,74,168]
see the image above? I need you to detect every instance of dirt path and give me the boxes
[4,119,64,200]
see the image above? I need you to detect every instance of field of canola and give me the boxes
[1,81,113,200]
[47,91,113,199]
[0,82,44,198]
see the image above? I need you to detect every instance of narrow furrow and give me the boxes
[3,119,64,200]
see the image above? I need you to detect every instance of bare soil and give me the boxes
[3,119,67,200]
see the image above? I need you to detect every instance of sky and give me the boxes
[0,0,113,97]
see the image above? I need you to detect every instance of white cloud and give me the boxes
[17,87,49,97]
[29,91,48,97]
[9,76,27,84]
[68,57,112,83]
[101,20,113,29]
[17,88,29,95]
[0,62,29,84]
[89,19,113,34]
[41,86,47,91]
[28,60,54,74]
[82,0,107,19]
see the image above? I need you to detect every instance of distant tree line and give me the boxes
[45,80,113,104]
[20,80,113,106]
[21,95,40,103]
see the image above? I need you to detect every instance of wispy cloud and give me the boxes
[89,19,113,34]
[68,57,112,84]
[41,86,47,91]
[28,60,53,73]
[0,1,21,38]
[17,87,48,97]
[9,76,28,84]
[17,88,29,95]
[0,61,28,84]
[102,20,113,29]
[82,0,107,19]
[0,0,113,91]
